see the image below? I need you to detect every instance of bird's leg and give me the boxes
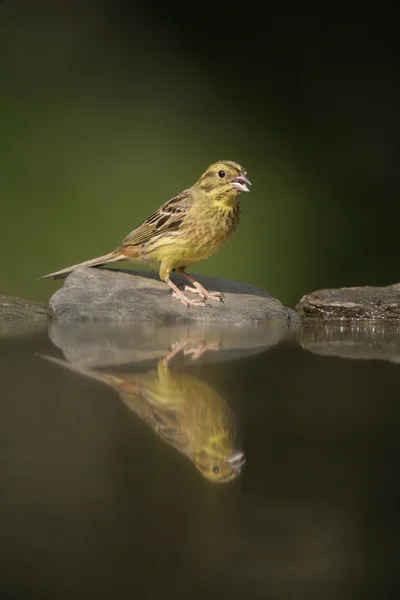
[165,277,206,308]
[164,339,189,363]
[176,269,224,302]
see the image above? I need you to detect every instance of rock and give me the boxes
[0,296,48,337]
[48,268,301,325]
[0,295,48,321]
[299,321,400,363]
[297,284,400,320]
[47,320,295,368]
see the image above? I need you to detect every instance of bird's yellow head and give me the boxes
[194,446,246,483]
[197,160,251,202]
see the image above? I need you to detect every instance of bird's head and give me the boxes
[194,446,246,483]
[197,160,251,202]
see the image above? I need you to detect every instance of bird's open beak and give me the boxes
[226,450,246,471]
[230,174,251,193]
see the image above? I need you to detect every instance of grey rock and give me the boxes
[297,284,400,320]
[298,321,400,363]
[49,268,301,325]
[0,295,47,321]
[0,296,48,337]
[48,321,296,368]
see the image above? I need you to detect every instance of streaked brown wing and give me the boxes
[120,392,189,452]
[121,190,191,247]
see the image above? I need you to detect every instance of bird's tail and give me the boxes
[38,354,125,387]
[40,251,125,280]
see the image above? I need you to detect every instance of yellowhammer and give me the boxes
[41,339,245,483]
[41,160,251,307]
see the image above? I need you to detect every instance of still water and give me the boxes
[1,321,399,599]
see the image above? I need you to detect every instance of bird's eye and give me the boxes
[212,465,220,474]
[217,170,225,179]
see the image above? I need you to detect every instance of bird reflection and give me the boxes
[42,339,245,483]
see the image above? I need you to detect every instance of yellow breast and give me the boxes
[179,200,241,264]
[143,198,240,271]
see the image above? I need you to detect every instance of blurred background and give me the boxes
[1,0,399,308]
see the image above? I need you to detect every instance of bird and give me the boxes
[40,160,251,307]
[40,339,245,483]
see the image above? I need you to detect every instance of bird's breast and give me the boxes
[185,201,241,262]
[142,200,241,268]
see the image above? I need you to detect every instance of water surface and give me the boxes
[1,321,399,599]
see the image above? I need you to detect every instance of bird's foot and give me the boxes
[166,276,208,308]
[183,285,224,303]
[184,341,223,360]
[171,290,207,308]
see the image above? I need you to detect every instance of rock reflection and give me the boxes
[42,338,245,483]
[298,321,400,363]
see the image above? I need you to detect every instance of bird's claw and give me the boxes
[171,290,206,308]
[184,341,223,360]
[183,285,224,302]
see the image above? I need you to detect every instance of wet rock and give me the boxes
[0,296,48,337]
[48,268,301,325]
[297,284,400,320]
[0,295,48,321]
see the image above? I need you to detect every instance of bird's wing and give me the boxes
[120,392,189,452]
[121,189,192,247]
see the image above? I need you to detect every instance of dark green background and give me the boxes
[1,1,399,307]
